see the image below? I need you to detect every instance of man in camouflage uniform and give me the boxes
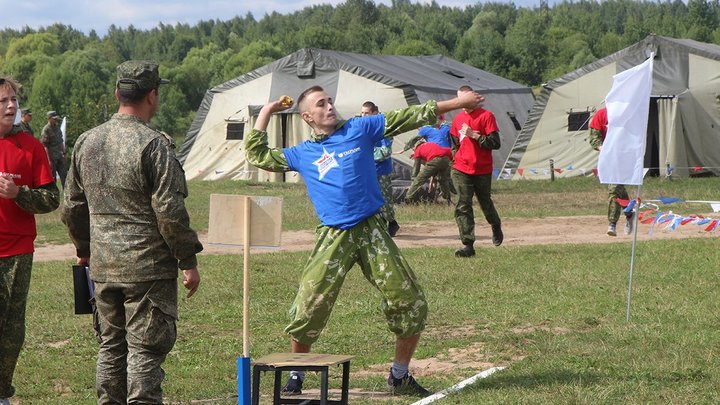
[588,106,633,236]
[361,101,400,236]
[18,109,33,136]
[402,138,454,204]
[62,61,203,405]
[41,110,67,188]
[0,77,60,405]
[246,86,482,398]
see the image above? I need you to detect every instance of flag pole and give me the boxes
[626,185,642,322]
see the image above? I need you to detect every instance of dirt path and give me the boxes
[34,215,717,262]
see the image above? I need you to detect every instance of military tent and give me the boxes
[502,35,720,180]
[178,48,534,181]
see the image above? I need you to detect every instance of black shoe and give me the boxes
[388,220,400,237]
[387,370,431,397]
[454,244,475,257]
[491,224,503,246]
[281,374,303,395]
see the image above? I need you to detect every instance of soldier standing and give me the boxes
[40,110,67,188]
[0,77,59,405]
[62,60,203,404]
[18,109,33,136]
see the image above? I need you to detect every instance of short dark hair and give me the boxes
[117,87,155,105]
[458,85,474,92]
[0,76,20,93]
[362,101,376,109]
[297,85,325,110]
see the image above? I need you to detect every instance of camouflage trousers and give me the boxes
[378,174,396,222]
[406,156,453,202]
[285,213,428,345]
[49,155,67,189]
[452,169,501,246]
[93,279,178,405]
[0,254,33,399]
[607,184,630,224]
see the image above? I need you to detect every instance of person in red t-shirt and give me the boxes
[588,106,632,236]
[0,77,59,404]
[403,138,454,203]
[449,85,503,257]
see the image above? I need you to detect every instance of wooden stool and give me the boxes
[251,353,353,405]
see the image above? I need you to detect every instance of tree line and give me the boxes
[1,0,718,151]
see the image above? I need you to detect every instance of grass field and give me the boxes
[15,176,720,404]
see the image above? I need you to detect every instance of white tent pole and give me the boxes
[626,185,642,322]
[243,196,251,357]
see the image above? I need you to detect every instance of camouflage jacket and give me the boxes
[41,122,64,159]
[19,121,33,136]
[62,113,203,283]
[245,100,439,171]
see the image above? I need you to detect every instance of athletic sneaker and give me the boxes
[387,370,431,397]
[388,220,400,237]
[624,214,634,235]
[281,374,303,395]
[607,223,617,237]
[491,224,504,246]
[454,244,475,258]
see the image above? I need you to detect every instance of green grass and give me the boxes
[16,239,720,404]
[18,176,720,403]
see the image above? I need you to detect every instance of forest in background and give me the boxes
[1,0,718,150]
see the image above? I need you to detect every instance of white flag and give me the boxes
[598,55,654,185]
[60,116,67,147]
[14,102,21,125]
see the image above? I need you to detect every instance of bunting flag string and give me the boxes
[507,165,720,179]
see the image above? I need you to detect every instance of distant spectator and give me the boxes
[361,101,400,236]
[403,138,454,204]
[588,106,633,236]
[41,111,67,188]
[18,109,33,136]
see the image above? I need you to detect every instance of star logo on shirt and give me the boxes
[313,147,339,180]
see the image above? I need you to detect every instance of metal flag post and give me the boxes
[626,185,642,322]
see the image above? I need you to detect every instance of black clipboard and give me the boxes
[72,265,95,315]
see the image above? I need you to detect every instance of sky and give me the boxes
[1,0,543,37]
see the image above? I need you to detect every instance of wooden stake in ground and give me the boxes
[207,194,282,404]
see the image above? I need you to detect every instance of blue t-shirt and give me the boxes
[283,115,386,229]
[418,123,451,148]
[375,137,393,176]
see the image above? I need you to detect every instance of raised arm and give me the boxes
[245,96,292,172]
[384,91,484,138]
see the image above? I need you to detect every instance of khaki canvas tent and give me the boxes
[502,35,720,180]
[179,48,535,181]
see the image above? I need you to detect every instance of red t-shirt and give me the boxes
[589,107,608,141]
[0,130,55,256]
[450,108,499,175]
[412,142,452,162]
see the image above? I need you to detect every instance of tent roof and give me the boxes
[179,48,534,163]
[210,48,529,95]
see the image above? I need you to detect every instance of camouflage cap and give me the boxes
[116,60,170,91]
[47,110,60,118]
[21,108,32,115]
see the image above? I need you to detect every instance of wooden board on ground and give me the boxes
[207,194,283,247]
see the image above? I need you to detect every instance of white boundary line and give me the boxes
[409,366,506,405]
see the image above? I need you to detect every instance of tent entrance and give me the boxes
[645,96,676,177]
[645,98,661,177]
